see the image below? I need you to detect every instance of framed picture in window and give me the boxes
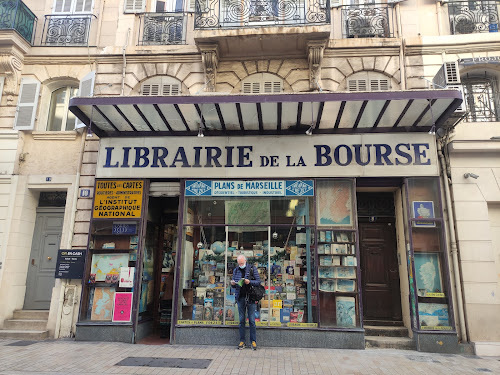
[412,201,435,227]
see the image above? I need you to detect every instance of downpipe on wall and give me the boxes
[121,28,131,96]
[438,142,468,343]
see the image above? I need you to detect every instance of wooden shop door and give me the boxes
[359,219,402,321]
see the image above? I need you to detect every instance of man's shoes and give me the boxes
[238,341,246,350]
[251,341,257,350]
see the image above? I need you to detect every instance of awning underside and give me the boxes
[69,90,463,138]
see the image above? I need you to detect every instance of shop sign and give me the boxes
[55,249,86,279]
[185,180,313,197]
[93,180,144,218]
[96,134,439,179]
[458,56,500,66]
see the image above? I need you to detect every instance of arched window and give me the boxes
[240,73,283,94]
[47,85,78,131]
[141,76,182,95]
[462,75,499,122]
[346,71,393,91]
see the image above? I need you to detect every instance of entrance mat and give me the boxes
[115,357,212,369]
[6,341,38,346]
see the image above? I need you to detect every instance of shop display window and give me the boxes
[80,219,141,322]
[406,177,453,331]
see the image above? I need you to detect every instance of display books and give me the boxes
[281,307,291,323]
[213,296,224,307]
[283,299,293,308]
[319,266,335,278]
[260,308,269,322]
[297,310,304,323]
[193,304,204,320]
[203,306,213,320]
[336,296,355,327]
[325,231,332,242]
[196,287,207,301]
[324,244,331,254]
[290,312,299,322]
[271,308,281,322]
[319,231,326,242]
[225,306,236,321]
[204,298,213,308]
[317,245,325,254]
[336,266,356,279]
[214,307,224,322]
[342,256,357,266]
[332,244,348,254]
[337,233,350,242]
[336,279,356,292]
[319,279,336,292]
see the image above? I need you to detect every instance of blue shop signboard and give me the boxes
[185,180,314,197]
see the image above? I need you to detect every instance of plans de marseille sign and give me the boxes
[96,134,438,179]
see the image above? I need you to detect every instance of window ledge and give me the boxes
[32,131,78,140]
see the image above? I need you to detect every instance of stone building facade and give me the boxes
[0,0,498,355]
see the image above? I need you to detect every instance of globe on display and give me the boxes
[210,241,225,254]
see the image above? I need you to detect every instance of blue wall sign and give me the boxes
[185,180,314,197]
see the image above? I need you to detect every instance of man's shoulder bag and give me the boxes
[248,267,266,302]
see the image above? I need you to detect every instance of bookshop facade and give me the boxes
[75,132,460,352]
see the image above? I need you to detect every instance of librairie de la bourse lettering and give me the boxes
[102,143,432,169]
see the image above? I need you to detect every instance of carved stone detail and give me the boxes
[0,49,25,97]
[307,40,326,91]
[199,44,219,92]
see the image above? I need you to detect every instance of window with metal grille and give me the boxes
[462,77,500,122]
[141,76,181,95]
[241,73,283,94]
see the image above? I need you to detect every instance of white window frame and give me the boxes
[47,85,79,131]
[53,0,94,14]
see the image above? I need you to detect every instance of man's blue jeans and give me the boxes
[237,297,256,343]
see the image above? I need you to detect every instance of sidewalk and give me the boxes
[0,338,499,375]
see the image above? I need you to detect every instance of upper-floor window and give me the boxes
[47,86,78,131]
[346,71,392,92]
[141,76,182,95]
[448,1,499,35]
[53,0,93,13]
[240,73,283,94]
[462,76,499,122]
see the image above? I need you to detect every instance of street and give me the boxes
[0,339,499,374]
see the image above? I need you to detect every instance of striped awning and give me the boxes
[69,89,463,138]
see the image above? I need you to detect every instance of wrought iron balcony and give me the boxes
[341,3,393,38]
[448,1,500,34]
[0,0,37,43]
[194,0,330,29]
[41,14,96,46]
[139,13,186,45]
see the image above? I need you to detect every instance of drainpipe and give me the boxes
[436,1,443,36]
[438,143,468,343]
[121,28,131,96]
[395,3,406,90]
[54,131,87,339]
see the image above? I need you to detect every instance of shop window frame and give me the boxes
[403,177,456,333]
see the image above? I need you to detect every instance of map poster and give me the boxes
[412,201,436,227]
[418,303,450,329]
[91,253,129,282]
[112,292,133,322]
[91,287,115,321]
[93,180,144,219]
[225,200,270,232]
[317,180,353,227]
[414,252,443,296]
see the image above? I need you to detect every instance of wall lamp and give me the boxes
[490,136,500,140]
[305,125,313,136]
[197,125,204,138]
[464,173,479,179]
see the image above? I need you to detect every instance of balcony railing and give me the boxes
[341,4,393,38]
[138,13,186,45]
[448,1,499,34]
[41,14,96,46]
[0,0,37,43]
[195,0,330,29]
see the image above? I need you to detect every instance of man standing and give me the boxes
[231,254,261,350]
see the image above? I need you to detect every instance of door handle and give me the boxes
[47,257,52,261]
[31,259,35,265]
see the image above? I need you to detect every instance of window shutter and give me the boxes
[162,84,179,95]
[124,0,146,13]
[348,79,367,92]
[75,70,95,129]
[0,76,4,104]
[74,0,93,13]
[370,79,389,91]
[14,78,40,130]
[272,81,281,93]
[242,82,252,93]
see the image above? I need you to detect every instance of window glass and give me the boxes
[47,86,78,131]
[463,77,499,122]
[316,179,355,228]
